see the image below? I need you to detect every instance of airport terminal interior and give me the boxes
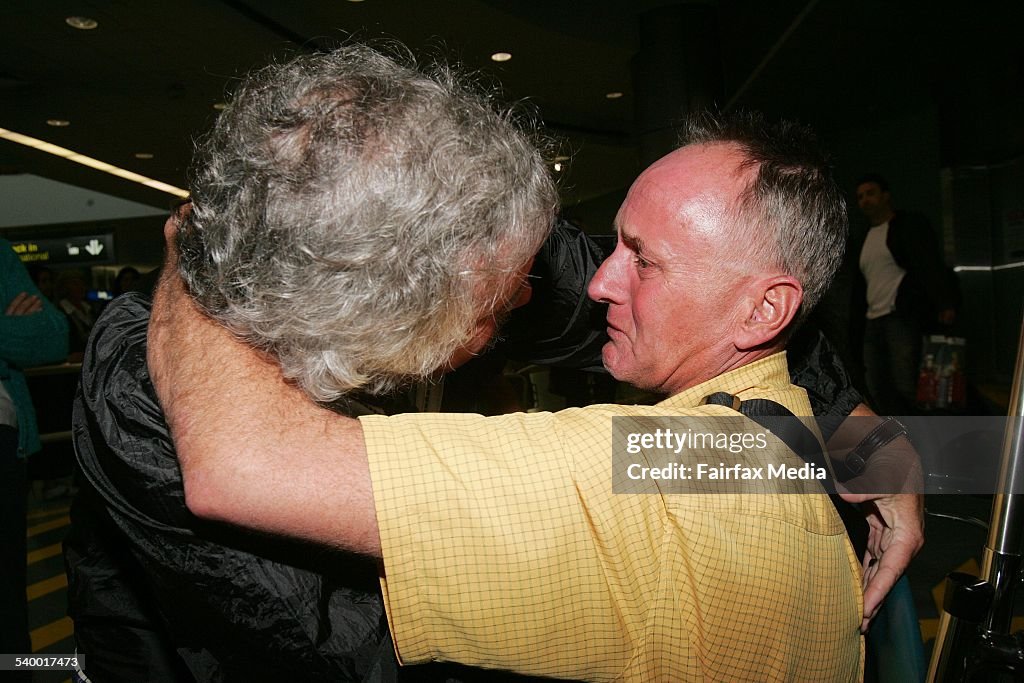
[3,1,1024,681]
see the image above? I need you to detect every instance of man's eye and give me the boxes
[634,254,652,270]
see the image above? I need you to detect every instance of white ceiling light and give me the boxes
[490,52,512,63]
[553,162,563,172]
[0,127,188,198]
[213,102,227,111]
[605,92,623,99]
[65,16,98,30]
[46,119,70,127]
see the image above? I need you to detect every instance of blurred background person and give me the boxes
[111,266,141,298]
[56,270,97,359]
[1,238,68,674]
[853,173,957,415]
[27,264,56,304]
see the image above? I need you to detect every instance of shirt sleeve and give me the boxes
[360,409,639,680]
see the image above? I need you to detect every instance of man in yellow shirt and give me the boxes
[146,47,920,683]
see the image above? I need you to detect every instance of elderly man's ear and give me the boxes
[734,276,802,350]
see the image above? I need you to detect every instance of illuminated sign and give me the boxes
[10,234,115,265]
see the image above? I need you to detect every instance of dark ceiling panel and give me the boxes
[1,0,1021,221]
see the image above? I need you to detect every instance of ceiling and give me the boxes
[1,0,1021,226]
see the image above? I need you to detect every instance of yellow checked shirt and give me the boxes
[360,353,864,682]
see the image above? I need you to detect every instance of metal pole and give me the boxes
[928,307,1024,680]
[980,309,1024,633]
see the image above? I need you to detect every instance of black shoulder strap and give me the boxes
[702,392,868,558]
[704,392,834,492]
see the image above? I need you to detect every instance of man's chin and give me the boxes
[601,344,629,382]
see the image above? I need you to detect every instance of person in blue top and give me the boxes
[1,237,68,666]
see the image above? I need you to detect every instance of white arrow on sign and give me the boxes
[84,239,104,256]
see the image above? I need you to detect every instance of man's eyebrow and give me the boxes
[620,231,645,254]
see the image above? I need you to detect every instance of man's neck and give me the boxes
[869,209,895,228]
[665,346,783,398]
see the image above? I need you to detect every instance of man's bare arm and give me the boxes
[836,403,925,633]
[147,268,381,556]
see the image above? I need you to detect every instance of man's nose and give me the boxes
[588,252,624,305]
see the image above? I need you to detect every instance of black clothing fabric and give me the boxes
[65,294,547,683]
[0,425,31,664]
[68,294,388,681]
[499,220,609,371]
[786,326,863,438]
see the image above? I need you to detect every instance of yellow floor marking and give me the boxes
[27,542,63,565]
[27,505,70,521]
[26,515,70,537]
[30,617,73,652]
[26,573,67,601]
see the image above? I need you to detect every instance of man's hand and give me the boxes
[147,212,380,556]
[839,491,924,633]
[831,404,925,633]
[5,292,43,316]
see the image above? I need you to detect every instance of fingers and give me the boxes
[849,493,925,633]
[861,557,901,633]
[5,292,43,316]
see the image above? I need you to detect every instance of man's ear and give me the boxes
[735,276,803,350]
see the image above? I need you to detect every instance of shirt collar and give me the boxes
[658,352,791,410]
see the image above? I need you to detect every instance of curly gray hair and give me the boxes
[176,44,557,402]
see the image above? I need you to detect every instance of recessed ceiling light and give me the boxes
[134,152,154,159]
[46,119,70,127]
[553,162,563,172]
[213,103,227,111]
[65,16,98,30]
[605,92,624,99]
[490,52,512,63]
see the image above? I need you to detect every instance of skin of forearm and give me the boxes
[837,402,925,630]
[147,270,382,557]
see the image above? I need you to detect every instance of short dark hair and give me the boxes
[680,110,848,321]
[856,172,890,193]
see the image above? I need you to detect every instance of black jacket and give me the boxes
[852,210,957,327]
[65,294,547,682]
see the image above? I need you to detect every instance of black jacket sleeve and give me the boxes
[888,211,956,323]
[497,220,610,371]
